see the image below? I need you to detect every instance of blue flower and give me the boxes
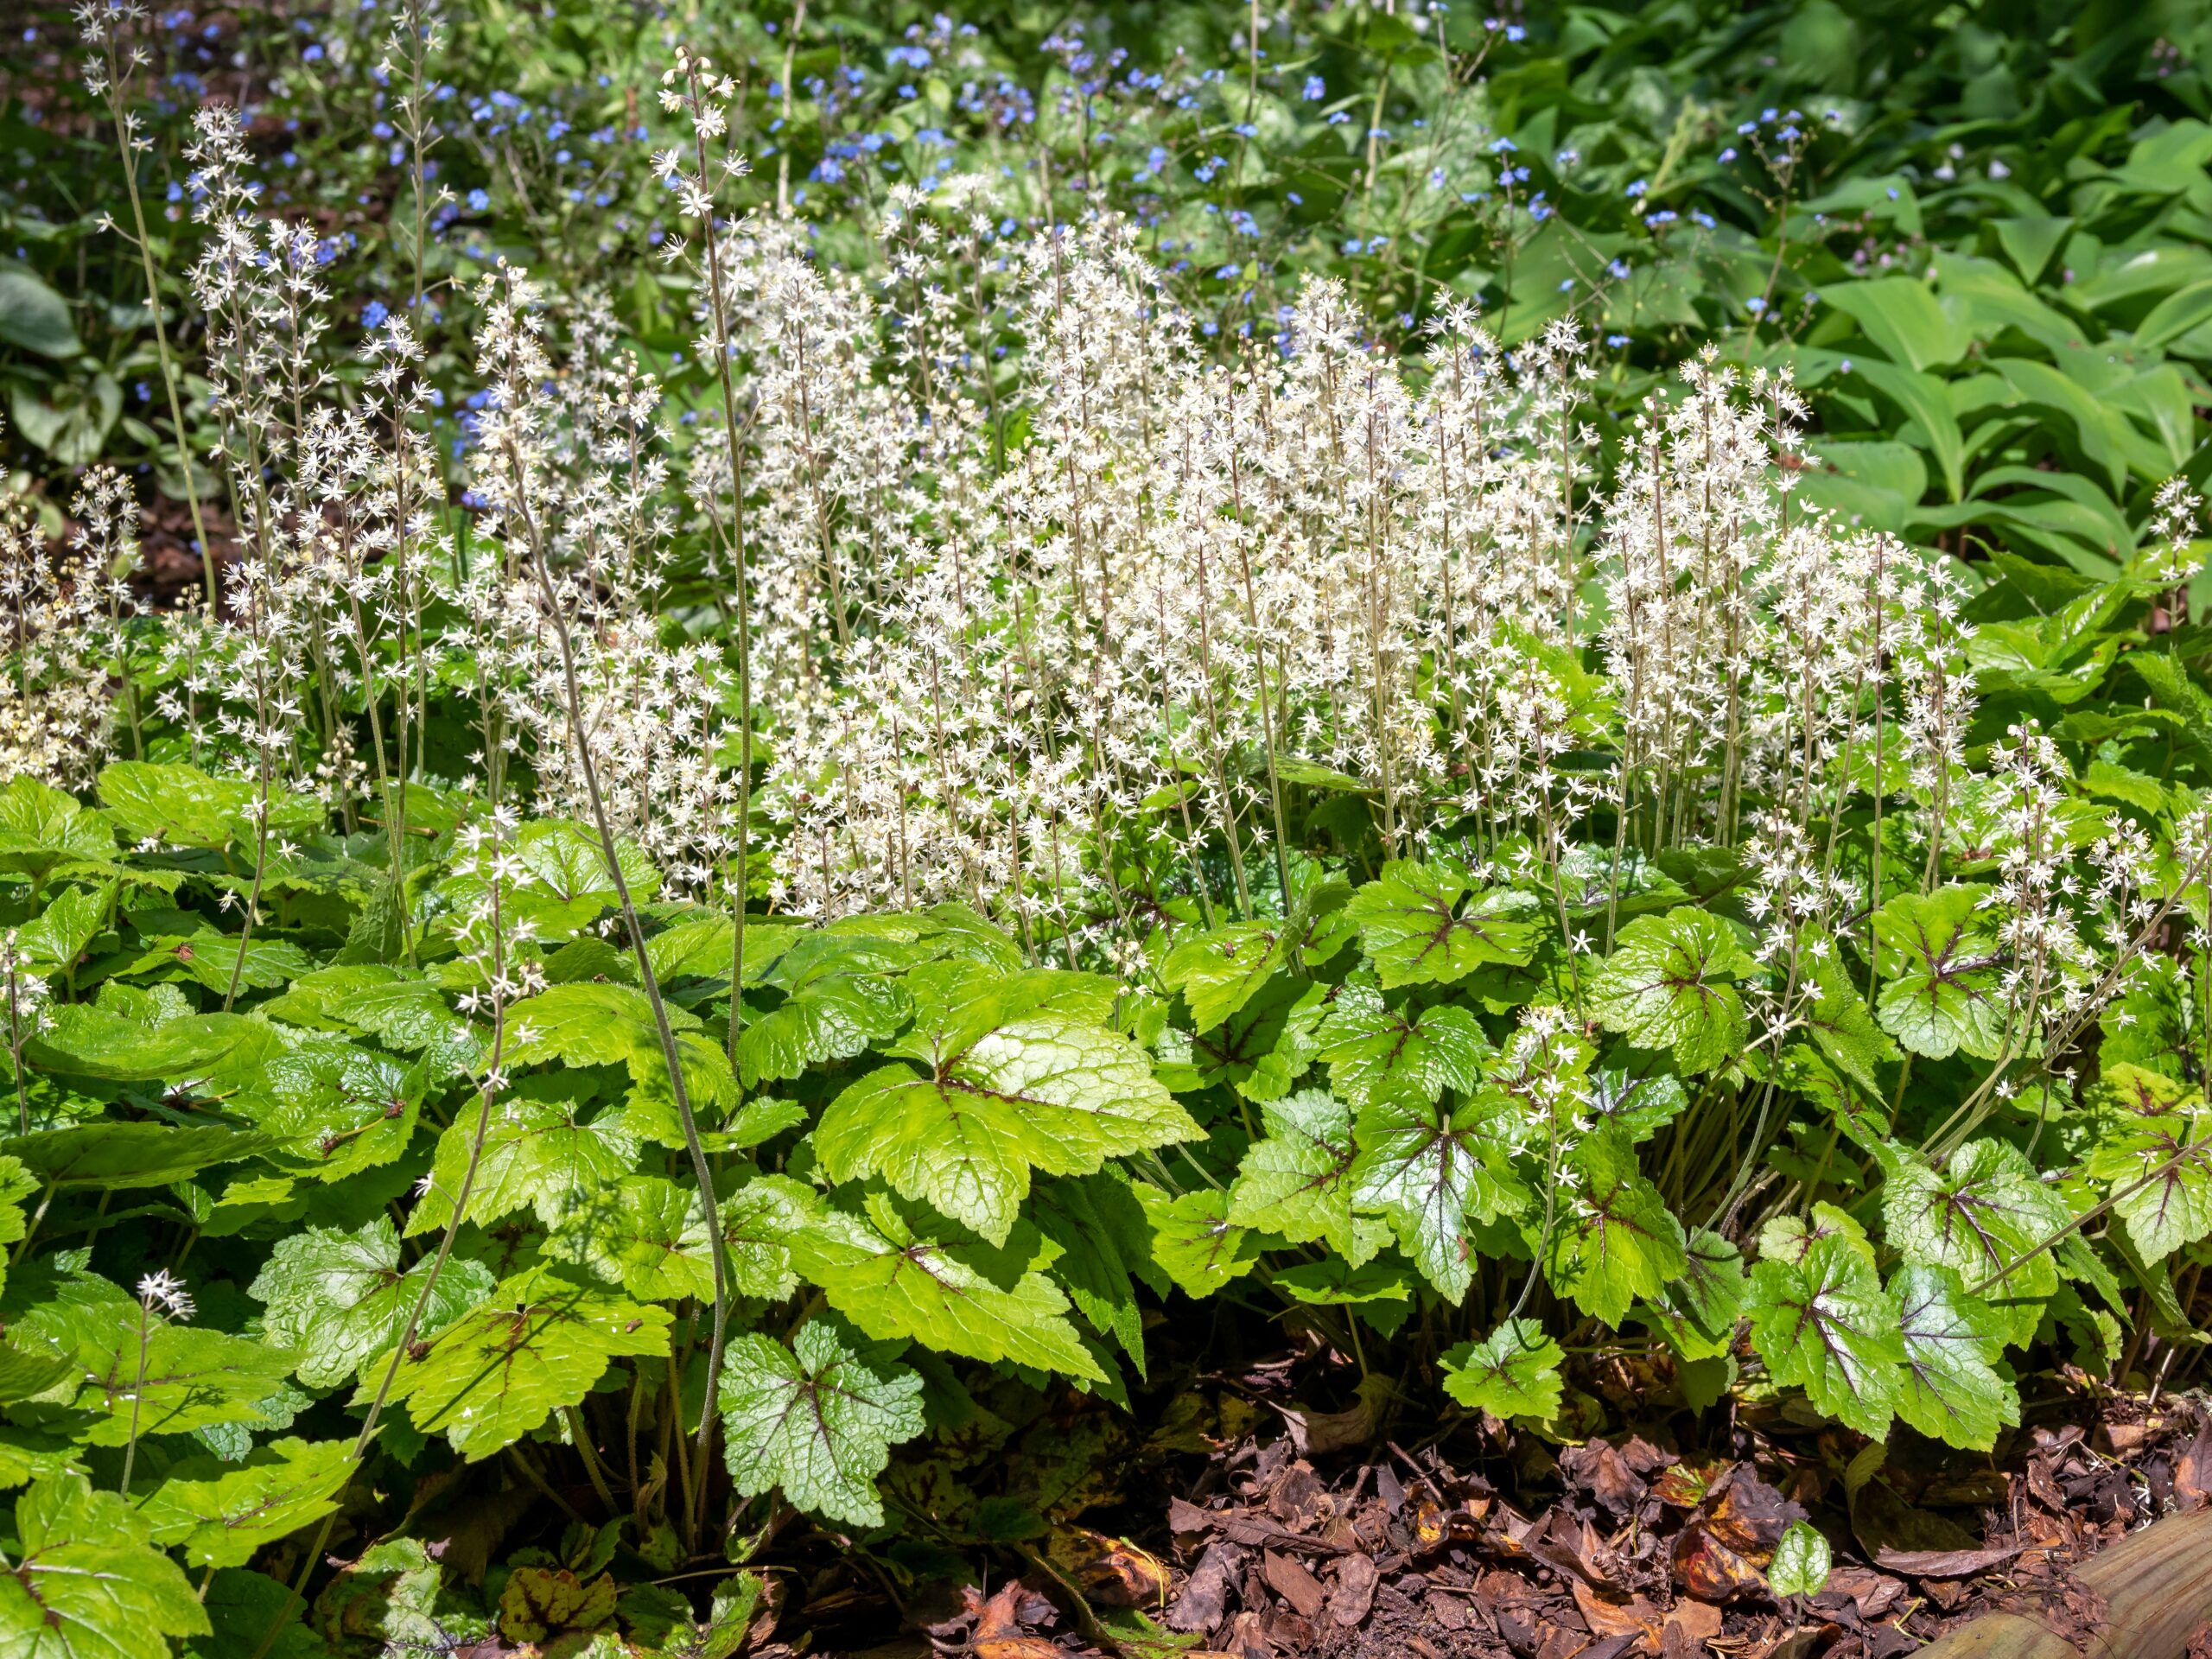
[363,300,388,327]
[1303,74,1325,100]
[467,188,489,213]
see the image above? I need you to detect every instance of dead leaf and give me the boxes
[1329,1554,1378,1627]
[1168,1541,1240,1633]
[964,1581,1067,1659]
[1873,1543,2030,1578]
[1262,1548,1325,1620]
[1047,1526,1169,1610]
[1572,1580,1663,1644]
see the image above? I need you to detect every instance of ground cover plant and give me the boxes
[1,2,2211,1655]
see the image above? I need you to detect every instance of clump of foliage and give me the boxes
[0,2,2209,1656]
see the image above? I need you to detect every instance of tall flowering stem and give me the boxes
[655,56,758,1071]
[79,1,216,611]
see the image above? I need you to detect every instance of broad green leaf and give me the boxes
[2086,1116,2212,1264]
[1879,1139,2068,1340]
[438,818,658,943]
[0,776,119,881]
[1747,1235,1904,1438]
[0,1473,208,1658]
[24,1004,276,1089]
[96,762,253,849]
[405,1085,641,1236]
[546,1176,717,1303]
[1133,1184,1264,1299]
[1541,1132,1688,1325]
[1161,920,1291,1030]
[1590,907,1754,1075]
[1643,1226,1747,1361]
[1270,1258,1413,1313]
[368,1264,671,1459]
[1849,359,1964,499]
[502,982,737,1147]
[1805,950,1898,1097]
[0,269,79,358]
[70,1313,297,1446]
[1821,276,1968,371]
[1889,1265,2019,1452]
[717,1319,925,1529]
[5,1122,273,1192]
[815,963,1199,1244]
[136,1438,357,1567]
[1350,1086,1525,1303]
[1873,889,2007,1060]
[1228,1088,1378,1264]
[1439,1319,1564,1421]
[239,1036,429,1182]
[1029,1173,1151,1371]
[735,973,909,1087]
[116,930,313,995]
[1314,979,1490,1107]
[250,1217,495,1389]
[261,966,469,1053]
[788,1198,1106,1382]
[1769,1522,1832,1599]
[16,886,104,975]
[1585,1068,1689,1143]
[1345,861,1538,989]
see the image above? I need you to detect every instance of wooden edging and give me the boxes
[1911,1506,2212,1658]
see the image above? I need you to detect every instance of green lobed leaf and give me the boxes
[1589,907,1755,1075]
[250,1217,495,1389]
[366,1263,671,1460]
[0,1473,209,1659]
[1439,1319,1565,1422]
[1345,860,1539,989]
[1889,1264,2020,1452]
[1872,888,2007,1061]
[814,963,1199,1245]
[136,1437,358,1568]
[1350,1085,1526,1304]
[1747,1235,1904,1439]
[717,1319,925,1529]
[1541,1131,1688,1326]
[1313,978,1491,1107]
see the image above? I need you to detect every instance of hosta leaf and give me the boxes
[1314,979,1491,1107]
[502,982,736,1147]
[1747,1235,1904,1438]
[405,1084,641,1236]
[1161,920,1291,1031]
[1872,888,2007,1060]
[1643,1226,1747,1361]
[1346,860,1539,989]
[250,1217,495,1389]
[0,1473,208,1659]
[1889,1265,2019,1451]
[1029,1173,1151,1371]
[1228,1088,1376,1264]
[1541,1132,1688,1325]
[1879,1139,2068,1341]
[71,1313,298,1446]
[546,1176,717,1303]
[717,1319,925,1529]
[1134,1184,1264,1298]
[368,1264,671,1459]
[815,963,1199,1245]
[788,1198,1105,1382]
[736,974,909,1087]
[136,1438,357,1567]
[1350,1086,1526,1303]
[1439,1319,1564,1422]
[2086,1116,2212,1263]
[1590,907,1755,1075]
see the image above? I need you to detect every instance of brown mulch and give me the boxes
[897,1385,2212,1659]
